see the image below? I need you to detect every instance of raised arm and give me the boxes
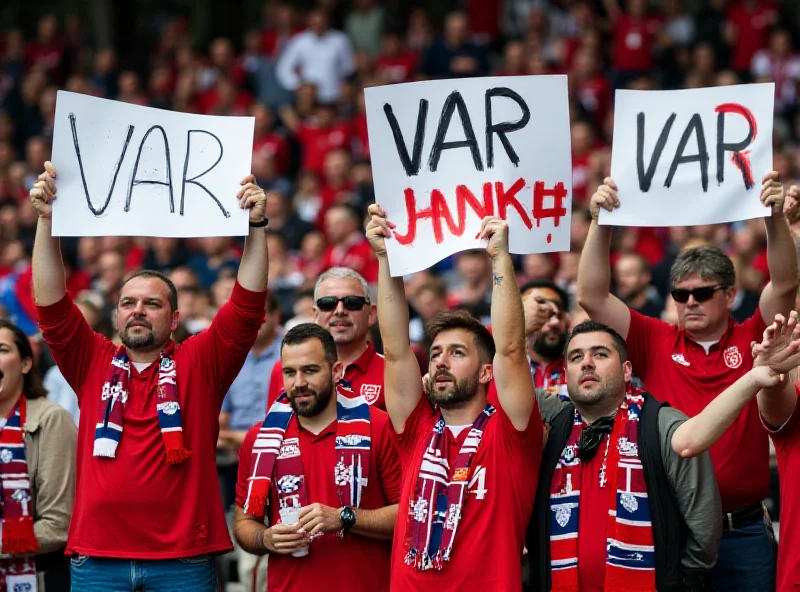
[576,178,632,338]
[673,311,800,457]
[482,217,536,431]
[236,175,269,293]
[365,204,422,432]
[30,161,67,306]
[759,173,798,323]
[757,310,800,428]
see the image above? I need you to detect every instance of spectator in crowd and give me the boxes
[234,323,401,592]
[323,203,378,284]
[420,11,490,79]
[268,267,384,410]
[522,280,571,398]
[613,253,664,319]
[30,162,269,590]
[578,176,797,591]
[527,321,720,591]
[276,9,355,104]
[368,206,541,590]
[0,319,76,591]
[408,277,448,345]
[345,0,385,57]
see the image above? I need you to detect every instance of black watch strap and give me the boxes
[249,217,269,228]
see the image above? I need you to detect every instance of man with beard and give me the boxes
[613,253,663,319]
[522,280,571,399]
[30,161,270,590]
[267,267,385,409]
[367,207,542,591]
[234,323,401,592]
[527,321,721,592]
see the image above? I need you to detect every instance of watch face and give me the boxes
[341,507,356,527]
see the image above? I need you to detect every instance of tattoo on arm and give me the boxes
[493,273,503,286]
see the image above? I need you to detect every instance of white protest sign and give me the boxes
[603,83,774,227]
[365,76,572,277]
[51,91,254,237]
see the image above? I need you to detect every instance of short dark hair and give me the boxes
[670,245,735,288]
[281,323,337,365]
[0,321,46,399]
[564,320,627,363]
[121,270,178,311]
[427,310,495,364]
[519,279,570,311]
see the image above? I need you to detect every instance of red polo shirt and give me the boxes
[236,408,402,592]
[390,396,542,591]
[268,342,385,410]
[763,387,800,592]
[626,309,768,511]
[37,282,267,558]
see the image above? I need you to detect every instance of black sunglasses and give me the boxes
[315,295,369,312]
[671,284,726,304]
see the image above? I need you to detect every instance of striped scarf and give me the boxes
[94,344,191,465]
[404,404,495,571]
[0,397,38,591]
[549,389,655,592]
[243,383,371,523]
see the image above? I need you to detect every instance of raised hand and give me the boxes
[589,177,619,221]
[30,161,58,219]
[237,174,266,222]
[752,311,800,380]
[366,203,395,258]
[760,171,785,217]
[479,216,509,260]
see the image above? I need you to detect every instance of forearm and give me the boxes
[576,221,613,310]
[758,379,798,429]
[764,213,798,299]
[237,226,269,293]
[490,252,526,358]
[32,218,67,306]
[350,504,398,541]
[376,256,412,360]
[671,370,760,457]
[234,516,269,556]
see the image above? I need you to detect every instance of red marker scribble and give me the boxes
[533,182,568,228]
[714,103,757,190]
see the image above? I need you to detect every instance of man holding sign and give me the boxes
[366,204,541,591]
[576,170,797,591]
[30,161,270,591]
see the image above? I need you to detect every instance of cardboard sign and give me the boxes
[365,76,572,276]
[51,91,254,237]
[603,84,775,227]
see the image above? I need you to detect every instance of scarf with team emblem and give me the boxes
[243,382,371,524]
[0,396,39,591]
[549,387,655,592]
[94,343,190,465]
[404,404,495,571]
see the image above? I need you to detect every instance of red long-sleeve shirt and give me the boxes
[37,282,267,559]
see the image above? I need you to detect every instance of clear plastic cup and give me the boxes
[278,506,309,557]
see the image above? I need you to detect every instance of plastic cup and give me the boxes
[279,506,309,557]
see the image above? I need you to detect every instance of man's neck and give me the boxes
[337,340,368,367]
[0,392,23,421]
[297,399,337,435]
[686,321,729,343]
[440,393,488,426]
[252,332,278,357]
[127,347,163,364]
[574,393,625,425]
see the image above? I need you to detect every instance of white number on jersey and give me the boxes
[468,465,488,500]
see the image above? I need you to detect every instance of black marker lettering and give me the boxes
[69,113,134,216]
[180,130,230,218]
[636,112,676,192]
[485,87,530,168]
[664,114,709,192]
[428,91,484,173]
[384,100,428,177]
[124,125,174,213]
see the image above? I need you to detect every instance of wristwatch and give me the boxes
[249,217,269,228]
[340,506,356,531]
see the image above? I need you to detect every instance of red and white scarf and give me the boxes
[404,404,495,571]
[243,383,371,525]
[0,397,39,591]
[549,389,655,592]
[94,343,190,465]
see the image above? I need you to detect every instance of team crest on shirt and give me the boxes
[724,346,743,369]
[671,354,691,367]
[360,384,382,405]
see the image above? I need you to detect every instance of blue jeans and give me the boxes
[70,554,217,592]
[711,517,777,592]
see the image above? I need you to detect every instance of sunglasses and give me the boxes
[315,295,369,312]
[670,284,726,304]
